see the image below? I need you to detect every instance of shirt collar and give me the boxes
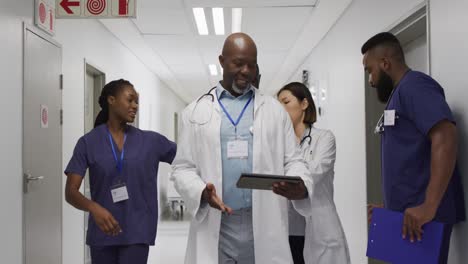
[386,69,413,108]
[394,69,413,90]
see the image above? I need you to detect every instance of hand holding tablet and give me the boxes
[237,173,308,200]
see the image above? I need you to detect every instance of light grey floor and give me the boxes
[148,221,190,264]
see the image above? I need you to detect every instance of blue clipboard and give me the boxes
[367,208,444,264]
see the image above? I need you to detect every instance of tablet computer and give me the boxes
[236,173,303,190]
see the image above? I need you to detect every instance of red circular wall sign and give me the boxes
[87,0,106,15]
[39,2,46,24]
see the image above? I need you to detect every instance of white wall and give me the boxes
[287,0,425,263]
[0,0,34,262]
[430,0,468,262]
[151,85,186,204]
[0,1,186,263]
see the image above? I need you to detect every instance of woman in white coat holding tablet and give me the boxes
[278,82,350,264]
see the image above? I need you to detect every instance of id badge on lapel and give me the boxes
[227,136,249,159]
[384,110,396,126]
[111,182,129,203]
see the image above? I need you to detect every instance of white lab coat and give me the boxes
[292,127,351,264]
[171,87,313,264]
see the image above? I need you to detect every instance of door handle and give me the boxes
[27,175,45,181]
[24,173,45,193]
[24,173,45,182]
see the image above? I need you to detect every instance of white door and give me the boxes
[23,26,62,264]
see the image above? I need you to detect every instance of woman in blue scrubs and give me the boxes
[65,79,177,264]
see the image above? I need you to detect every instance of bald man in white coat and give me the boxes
[171,33,314,264]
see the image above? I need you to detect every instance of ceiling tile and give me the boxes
[243,7,313,35]
[168,64,207,78]
[179,78,212,98]
[138,0,185,9]
[187,0,318,8]
[106,0,352,102]
[134,8,192,35]
[258,52,287,72]
[252,33,297,52]
[144,35,203,65]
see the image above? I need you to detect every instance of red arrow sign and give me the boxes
[60,0,80,14]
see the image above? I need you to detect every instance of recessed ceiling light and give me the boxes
[193,8,209,35]
[232,8,242,33]
[212,8,225,35]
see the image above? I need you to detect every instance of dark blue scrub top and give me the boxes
[382,70,465,224]
[65,124,177,246]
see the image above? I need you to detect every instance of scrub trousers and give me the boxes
[218,207,255,264]
[90,244,149,264]
[288,236,305,264]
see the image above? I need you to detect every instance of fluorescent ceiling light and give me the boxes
[193,8,209,35]
[232,8,242,33]
[209,64,218,76]
[212,8,225,35]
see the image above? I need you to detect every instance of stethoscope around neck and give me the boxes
[300,127,312,146]
[196,86,217,103]
[190,85,255,132]
[189,86,217,125]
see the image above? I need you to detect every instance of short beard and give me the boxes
[232,82,250,95]
[375,71,394,103]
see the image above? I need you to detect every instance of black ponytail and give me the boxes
[94,79,133,128]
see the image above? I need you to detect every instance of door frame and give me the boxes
[82,59,106,264]
[384,1,430,74]
[22,22,63,264]
[83,59,106,132]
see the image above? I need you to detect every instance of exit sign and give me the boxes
[56,0,136,18]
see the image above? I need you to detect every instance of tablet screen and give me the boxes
[236,173,303,190]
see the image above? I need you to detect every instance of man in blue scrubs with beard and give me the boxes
[362,32,465,264]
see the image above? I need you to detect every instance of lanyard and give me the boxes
[107,130,127,173]
[217,93,253,129]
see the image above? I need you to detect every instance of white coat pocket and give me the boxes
[307,206,345,246]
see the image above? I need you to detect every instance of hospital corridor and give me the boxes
[2,0,468,263]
